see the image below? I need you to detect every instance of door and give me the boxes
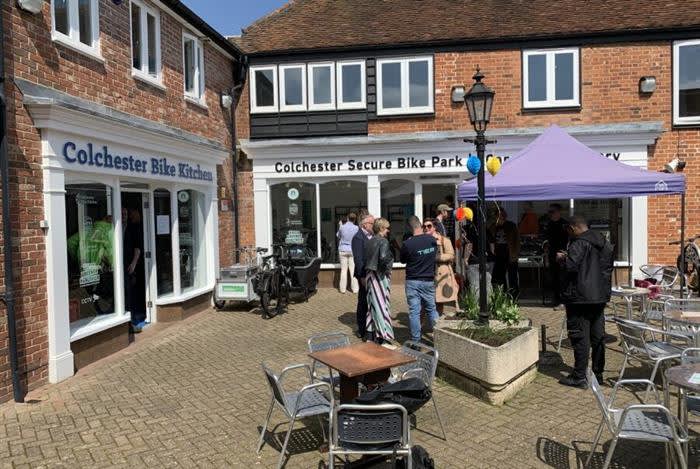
[121,190,153,325]
[141,192,154,322]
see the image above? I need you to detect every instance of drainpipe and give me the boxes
[0,4,24,403]
[229,57,247,263]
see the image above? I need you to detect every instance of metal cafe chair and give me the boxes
[307,331,350,389]
[257,363,334,469]
[584,370,688,469]
[391,341,447,440]
[614,318,690,399]
[663,298,700,344]
[328,403,412,469]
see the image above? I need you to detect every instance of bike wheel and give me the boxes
[272,274,288,317]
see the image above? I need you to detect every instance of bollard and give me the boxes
[541,324,547,353]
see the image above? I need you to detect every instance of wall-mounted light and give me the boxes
[639,76,656,94]
[16,0,43,14]
[451,85,466,104]
[664,158,687,173]
[221,92,233,109]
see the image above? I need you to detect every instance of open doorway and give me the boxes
[121,192,148,331]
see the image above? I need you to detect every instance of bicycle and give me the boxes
[669,234,700,295]
[255,244,294,319]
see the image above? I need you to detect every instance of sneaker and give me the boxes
[136,321,147,329]
[132,324,143,333]
[558,375,587,389]
[595,373,604,384]
[553,304,564,311]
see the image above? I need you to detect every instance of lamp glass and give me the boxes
[464,71,495,133]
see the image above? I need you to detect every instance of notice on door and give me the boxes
[156,215,170,235]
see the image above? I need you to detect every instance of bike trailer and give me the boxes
[215,264,260,303]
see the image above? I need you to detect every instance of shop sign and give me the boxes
[273,155,465,174]
[61,141,214,182]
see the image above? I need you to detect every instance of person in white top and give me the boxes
[337,212,360,293]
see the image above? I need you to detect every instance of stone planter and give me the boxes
[434,318,539,405]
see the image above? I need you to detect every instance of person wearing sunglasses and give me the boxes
[425,218,459,314]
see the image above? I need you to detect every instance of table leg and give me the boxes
[339,375,359,404]
[625,296,633,320]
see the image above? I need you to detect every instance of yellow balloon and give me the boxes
[486,156,502,176]
[464,207,473,221]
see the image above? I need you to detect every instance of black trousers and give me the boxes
[493,258,520,298]
[548,259,562,305]
[566,303,606,380]
[356,282,368,336]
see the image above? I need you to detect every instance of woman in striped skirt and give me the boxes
[363,218,394,343]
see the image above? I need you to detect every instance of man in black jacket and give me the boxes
[557,215,613,388]
[352,214,374,339]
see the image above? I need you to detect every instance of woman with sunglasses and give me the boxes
[424,218,458,313]
[363,218,394,343]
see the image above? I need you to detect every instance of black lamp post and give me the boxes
[464,67,496,325]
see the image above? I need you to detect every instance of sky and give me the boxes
[182,0,288,37]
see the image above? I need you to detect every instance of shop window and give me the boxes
[319,181,368,263]
[183,32,205,103]
[380,179,415,260]
[376,56,433,116]
[280,64,307,112]
[250,66,278,113]
[154,188,173,296]
[51,0,100,57]
[308,62,335,111]
[674,39,700,125]
[523,48,580,109]
[130,0,161,84]
[270,182,318,256]
[65,183,117,326]
[337,60,366,110]
[178,190,207,291]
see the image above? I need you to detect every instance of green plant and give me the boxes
[457,288,479,321]
[457,284,521,326]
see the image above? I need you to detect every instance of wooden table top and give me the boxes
[665,363,700,393]
[308,342,415,378]
[664,310,700,325]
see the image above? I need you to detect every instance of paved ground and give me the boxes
[1,288,698,468]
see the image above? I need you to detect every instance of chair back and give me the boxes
[261,363,287,408]
[334,404,409,447]
[681,348,700,365]
[307,331,350,353]
[665,298,700,313]
[587,370,617,434]
[640,264,664,282]
[396,341,438,386]
[659,266,680,290]
[614,318,648,356]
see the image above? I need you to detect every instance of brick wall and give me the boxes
[0,0,235,403]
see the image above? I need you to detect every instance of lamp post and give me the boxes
[464,68,496,325]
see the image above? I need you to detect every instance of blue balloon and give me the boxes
[466,155,481,175]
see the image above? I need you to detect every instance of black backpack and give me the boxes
[354,378,432,414]
[396,445,435,469]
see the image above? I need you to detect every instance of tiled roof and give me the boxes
[237,0,700,54]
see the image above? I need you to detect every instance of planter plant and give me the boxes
[433,286,539,405]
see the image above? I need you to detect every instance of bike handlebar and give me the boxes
[668,234,700,246]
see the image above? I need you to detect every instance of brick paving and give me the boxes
[0,289,697,468]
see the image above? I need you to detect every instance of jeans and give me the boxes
[339,251,359,293]
[466,263,493,304]
[566,303,606,380]
[405,279,439,342]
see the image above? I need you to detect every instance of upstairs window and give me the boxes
[250,66,278,113]
[183,33,205,103]
[130,0,161,84]
[308,63,335,111]
[51,0,100,57]
[337,60,366,110]
[674,39,700,125]
[376,56,433,115]
[280,64,307,112]
[523,48,580,109]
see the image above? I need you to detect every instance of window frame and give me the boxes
[673,39,700,126]
[249,65,279,114]
[279,64,308,112]
[522,48,580,109]
[50,0,102,60]
[307,62,336,111]
[336,60,367,110]
[376,56,434,116]
[182,32,206,105]
[130,0,163,87]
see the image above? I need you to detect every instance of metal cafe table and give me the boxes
[664,310,700,347]
[611,286,650,319]
[308,342,415,403]
[664,363,700,465]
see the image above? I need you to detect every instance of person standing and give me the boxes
[352,214,374,339]
[490,210,521,298]
[434,204,452,238]
[123,207,146,332]
[423,218,458,315]
[364,218,394,343]
[337,212,359,294]
[463,207,495,304]
[400,217,439,342]
[545,203,569,309]
[557,215,614,388]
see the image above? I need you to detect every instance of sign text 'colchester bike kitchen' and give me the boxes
[274,156,464,174]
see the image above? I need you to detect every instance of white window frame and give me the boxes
[50,0,102,61]
[249,65,279,114]
[336,60,366,110]
[376,56,434,116]
[279,64,307,112]
[307,62,336,111]
[182,32,206,105]
[130,0,163,88]
[673,39,700,126]
[522,48,580,109]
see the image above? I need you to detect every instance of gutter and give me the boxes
[229,57,248,262]
[0,4,24,403]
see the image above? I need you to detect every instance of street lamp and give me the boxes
[464,67,495,325]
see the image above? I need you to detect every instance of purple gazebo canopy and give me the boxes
[458,125,685,201]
